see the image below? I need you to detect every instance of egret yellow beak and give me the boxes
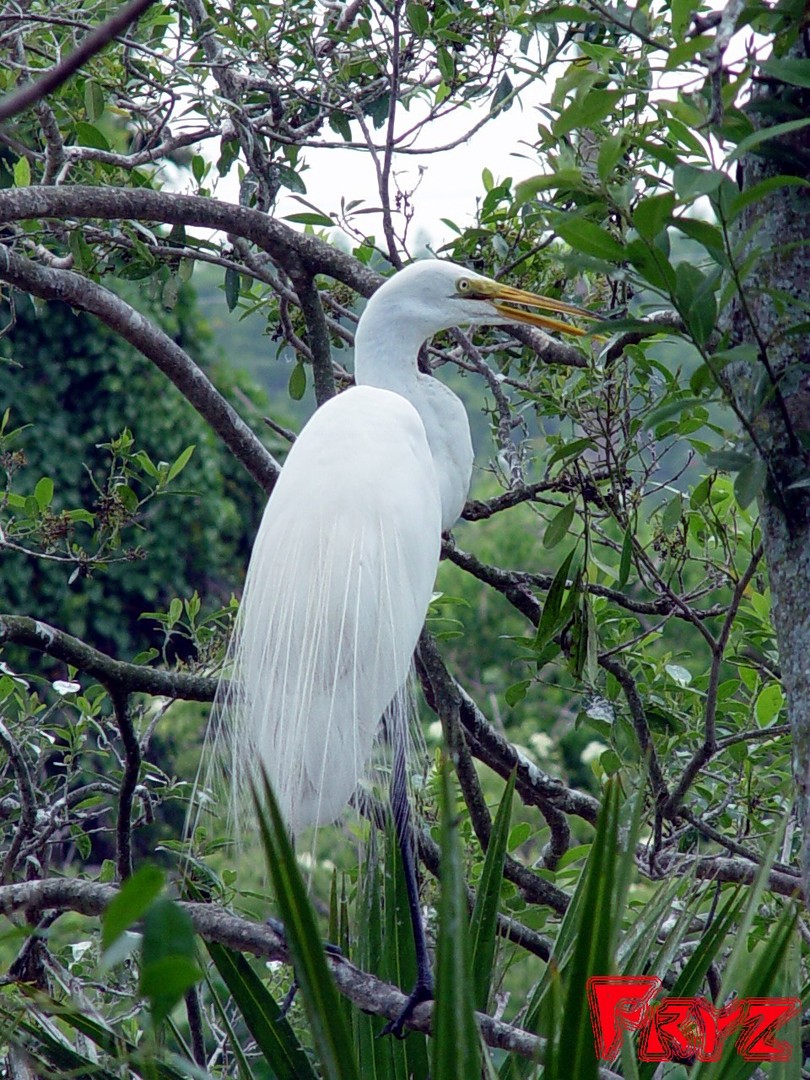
[473,280,596,337]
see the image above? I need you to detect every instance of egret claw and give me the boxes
[380,977,434,1039]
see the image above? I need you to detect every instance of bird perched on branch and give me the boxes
[213,258,593,1032]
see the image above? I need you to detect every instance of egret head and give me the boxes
[363,259,594,343]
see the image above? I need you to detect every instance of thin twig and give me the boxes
[0,718,37,882]
[0,0,158,123]
[111,690,138,881]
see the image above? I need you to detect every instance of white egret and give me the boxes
[214,258,591,1031]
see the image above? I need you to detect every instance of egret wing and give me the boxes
[217,386,442,833]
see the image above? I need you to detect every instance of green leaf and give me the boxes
[505,679,530,707]
[284,212,335,227]
[406,1,429,34]
[543,501,576,549]
[74,121,111,150]
[168,596,183,624]
[661,494,682,533]
[554,89,624,136]
[728,175,810,221]
[755,682,784,727]
[167,444,195,483]
[625,237,676,292]
[618,525,633,587]
[671,0,696,40]
[547,436,596,468]
[727,116,810,162]
[548,779,623,1080]
[554,217,624,262]
[703,449,752,471]
[432,760,481,1079]
[224,267,240,311]
[277,164,307,193]
[115,483,138,513]
[672,217,727,262]
[535,548,577,649]
[632,193,676,242]
[469,771,515,1013]
[365,91,391,129]
[133,449,159,478]
[253,770,357,1080]
[664,34,712,70]
[13,156,30,188]
[672,164,724,200]
[328,111,352,141]
[437,47,455,82]
[646,396,704,427]
[34,476,53,510]
[288,361,307,401]
[65,508,95,525]
[684,282,717,347]
[101,865,165,951]
[597,133,624,183]
[208,942,316,1080]
[490,71,513,114]
[734,456,766,509]
[508,822,531,852]
[513,168,587,207]
[759,57,810,87]
[84,80,105,121]
[140,952,202,1027]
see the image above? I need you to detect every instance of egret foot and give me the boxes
[380,974,434,1039]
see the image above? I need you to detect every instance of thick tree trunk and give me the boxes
[727,36,810,897]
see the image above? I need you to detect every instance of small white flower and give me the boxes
[0,662,30,689]
[529,732,553,759]
[427,720,443,742]
[53,679,81,695]
[70,940,93,963]
[581,740,608,765]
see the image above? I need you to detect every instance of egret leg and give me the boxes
[381,721,434,1038]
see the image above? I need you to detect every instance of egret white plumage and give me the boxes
[213,258,592,1031]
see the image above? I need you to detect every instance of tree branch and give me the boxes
[0,0,158,123]
[0,247,279,493]
[0,719,37,883]
[0,614,218,701]
[0,877,553,1061]
[287,269,337,404]
[418,630,601,826]
[111,690,138,880]
[0,185,383,297]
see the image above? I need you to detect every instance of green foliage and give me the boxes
[253,770,356,1080]
[0,289,266,657]
[432,761,481,1079]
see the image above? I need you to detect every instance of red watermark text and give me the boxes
[587,975,800,1063]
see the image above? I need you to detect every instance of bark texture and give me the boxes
[727,36,810,897]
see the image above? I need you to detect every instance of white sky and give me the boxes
[205,77,552,253]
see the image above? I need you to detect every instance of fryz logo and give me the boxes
[588,976,800,1063]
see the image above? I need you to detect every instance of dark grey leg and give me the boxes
[381,718,434,1038]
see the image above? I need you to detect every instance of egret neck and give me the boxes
[354,287,474,530]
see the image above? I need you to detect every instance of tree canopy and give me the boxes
[1,0,810,1076]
